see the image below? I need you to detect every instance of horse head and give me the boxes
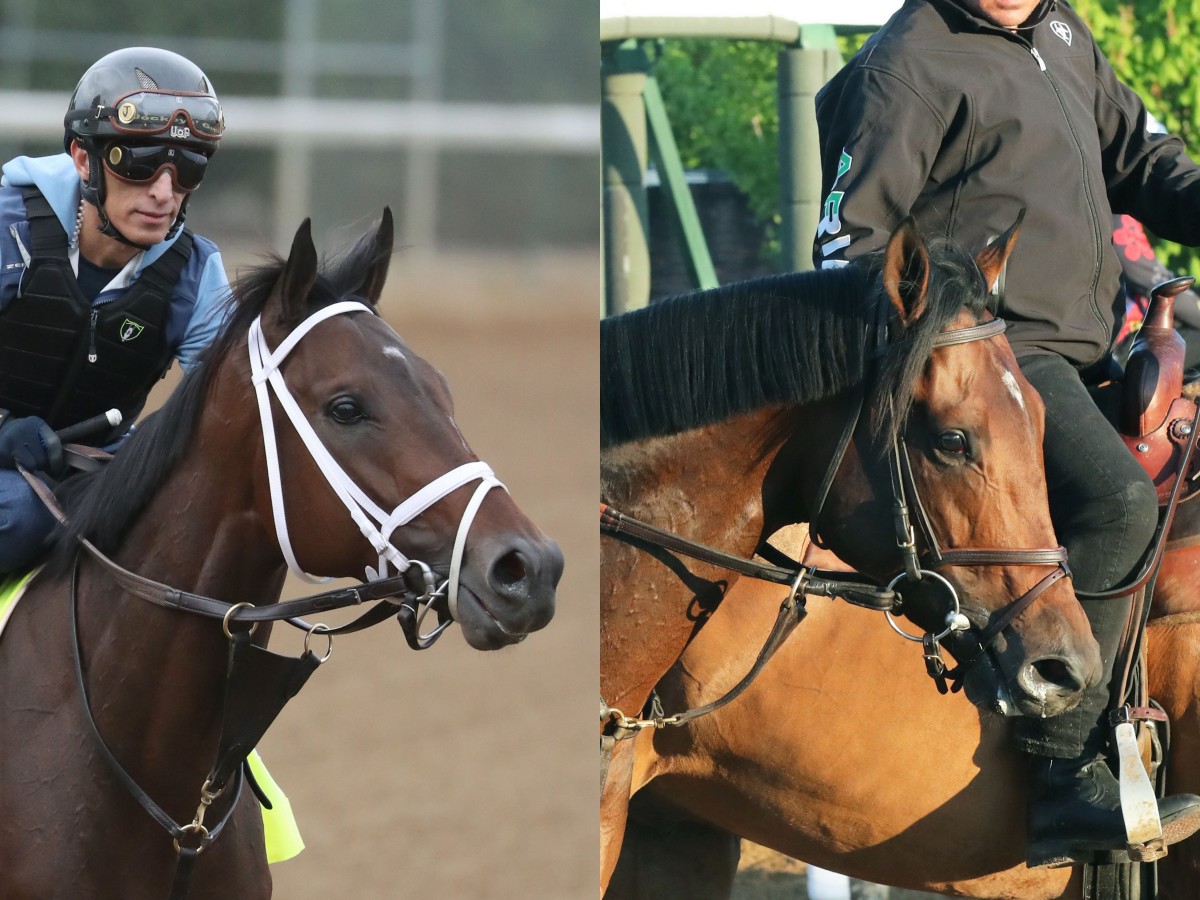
[210,210,562,650]
[771,216,1101,719]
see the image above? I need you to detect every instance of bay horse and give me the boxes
[599,218,1101,890]
[0,210,562,899]
[609,530,1200,899]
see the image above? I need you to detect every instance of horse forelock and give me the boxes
[599,238,991,451]
[867,238,992,449]
[43,233,389,576]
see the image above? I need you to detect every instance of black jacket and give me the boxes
[813,0,1200,367]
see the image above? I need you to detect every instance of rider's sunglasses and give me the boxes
[103,142,210,192]
[100,90,224,142]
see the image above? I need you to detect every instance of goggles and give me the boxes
[103,142,210,192]
[101,90,224,143]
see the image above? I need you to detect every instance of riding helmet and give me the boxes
[63,47,224,156]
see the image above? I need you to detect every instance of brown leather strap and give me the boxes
[935,547,1069,568]
[601,503,897,611]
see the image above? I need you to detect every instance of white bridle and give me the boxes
[247,300,504,621]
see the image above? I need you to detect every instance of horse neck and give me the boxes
[599,408,779,715]
[76,376,286,804]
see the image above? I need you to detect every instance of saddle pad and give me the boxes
[0,570,37,641]
[0,571,304,864]
[249,749,305,863]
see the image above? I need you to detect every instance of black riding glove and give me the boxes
[0,413,64,476]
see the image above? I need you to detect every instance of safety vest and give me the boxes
[0,188,192,431]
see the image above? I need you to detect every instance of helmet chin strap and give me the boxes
[80,148,187,252]
[248,301,505,621]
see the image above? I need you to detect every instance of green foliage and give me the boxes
[1074,0,1200,275]
[652,39,781,224]
[653,4,1200,276]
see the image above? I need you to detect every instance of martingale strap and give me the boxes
[68,557,246,872]
[600,503,896,611]
[602,584,808,741]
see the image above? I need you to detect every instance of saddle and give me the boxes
[1118,276,1200,502]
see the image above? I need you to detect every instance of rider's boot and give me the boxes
[1026,751,1200,868]
[1023,595,1200,867]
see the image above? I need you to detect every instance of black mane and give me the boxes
[599,239,990,450]
[44,229,389,575]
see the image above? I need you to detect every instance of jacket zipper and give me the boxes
[8,224,31,267]
[86,293,122,364]
[1026,41,1108,340]
[88,308,99,363]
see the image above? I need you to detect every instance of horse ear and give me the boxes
[275,218,320,327]
[355,207,394,306]
[975,209,1025,295]
[882,217,931,326]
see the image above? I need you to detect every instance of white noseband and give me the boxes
[248,300,504,619]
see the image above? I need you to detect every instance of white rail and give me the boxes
[1,91,598,250]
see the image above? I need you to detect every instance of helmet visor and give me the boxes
[103,90,224,143]
[104,142,210,192]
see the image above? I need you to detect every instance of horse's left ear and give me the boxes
[355,208,394,306]
[275,218,320,328]
[882,216,931,326]
[975,209,1025,295]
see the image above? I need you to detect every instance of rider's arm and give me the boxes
[175,248,231,374]
[1097,48,1200,245]
[811,66,944,269]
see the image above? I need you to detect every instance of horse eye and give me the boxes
[937,430,968,454]
[328,397,366,424]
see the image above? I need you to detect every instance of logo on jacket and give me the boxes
[816,149,854,270]
[119,318,145,342]
[1050,21,1072,45]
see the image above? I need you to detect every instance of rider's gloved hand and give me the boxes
[0,412,64,476]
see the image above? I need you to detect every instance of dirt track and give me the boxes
[194,252,599,898]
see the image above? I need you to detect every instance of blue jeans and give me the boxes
[0,468,58,574]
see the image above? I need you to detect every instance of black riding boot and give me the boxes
[1027,752,1200,867]
[1023,596,1200,867]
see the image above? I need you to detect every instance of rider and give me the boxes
[0,47,229,574]
[813,0,1200,868]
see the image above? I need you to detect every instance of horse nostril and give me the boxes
[1029,657,1084,694]
[491,549,528,591]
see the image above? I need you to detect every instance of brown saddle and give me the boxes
[1118,276,1200,503]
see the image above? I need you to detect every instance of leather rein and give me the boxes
[600,314,1072,744]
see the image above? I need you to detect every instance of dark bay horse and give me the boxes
[611,531,1200,899]
[599,219,1101,889]
[0,211,562,899]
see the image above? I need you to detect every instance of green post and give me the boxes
[602,42,651,316]
[778,27,841,273]
[644,73,718,291]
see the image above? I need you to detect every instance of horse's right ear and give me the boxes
[274,218,320,328]
[882,217,931,326]
[975,209,1025,295]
